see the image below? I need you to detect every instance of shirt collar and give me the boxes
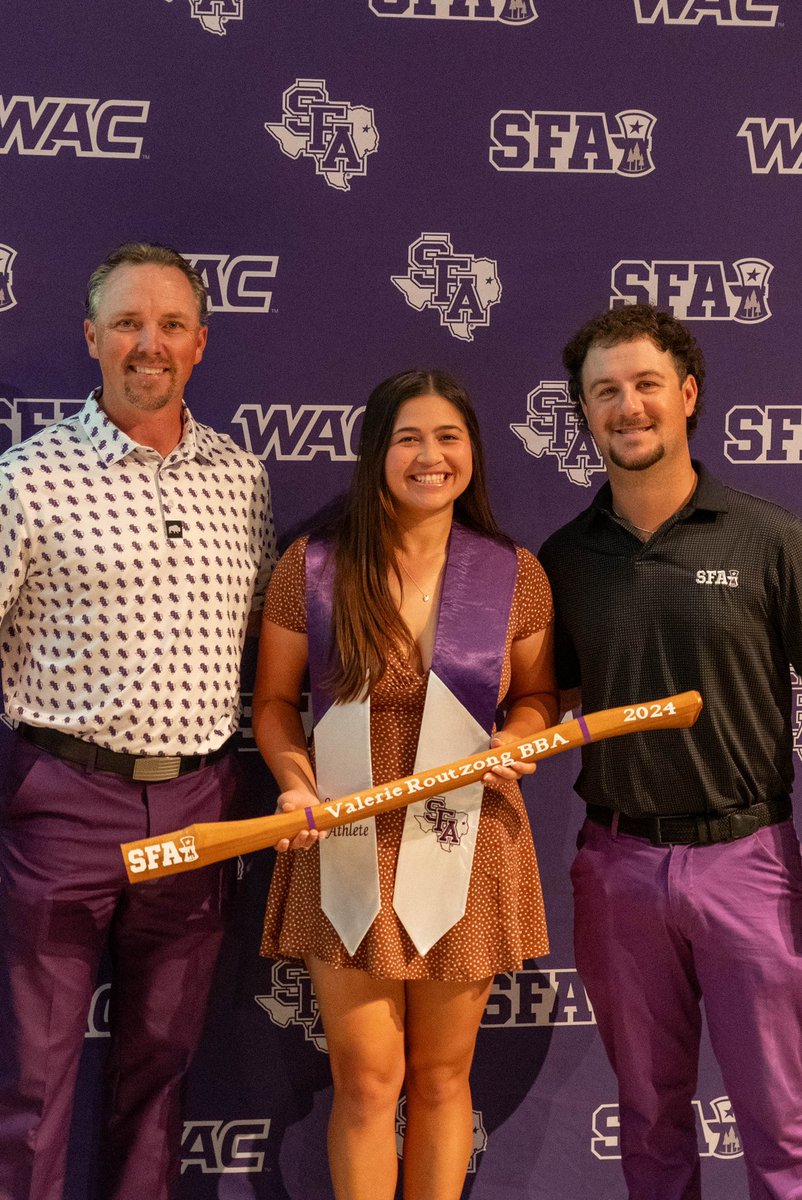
[590,459,728,528]
[79,389,214,468]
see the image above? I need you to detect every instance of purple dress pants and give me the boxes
[572,816,802,1200]
[0,736,239,1200]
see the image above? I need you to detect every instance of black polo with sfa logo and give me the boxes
[539,463,802,819]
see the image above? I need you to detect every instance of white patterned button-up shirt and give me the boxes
[0,392,276,754]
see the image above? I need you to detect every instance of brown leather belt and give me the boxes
[19,724,232,783]
[586,795,792,846]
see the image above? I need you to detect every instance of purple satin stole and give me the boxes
[306,522,517,748]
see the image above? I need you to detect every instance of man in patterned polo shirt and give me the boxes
[0,243,276,1200]
[539,304,802,1200]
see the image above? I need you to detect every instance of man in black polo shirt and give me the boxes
[539,304,802,1200]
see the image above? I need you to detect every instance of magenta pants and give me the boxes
[572,815,802,1200]
[0,736,239,1200]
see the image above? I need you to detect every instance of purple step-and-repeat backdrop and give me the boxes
[1,1,801,1195]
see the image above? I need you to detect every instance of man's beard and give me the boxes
[606,441,665,472]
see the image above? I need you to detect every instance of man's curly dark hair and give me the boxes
[563,304,705,434]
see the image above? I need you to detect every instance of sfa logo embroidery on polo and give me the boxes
[695,569,739,587]
[392,232,501,342]
[0,96,149,158]
[490,110,656,175]
[231,404,363,461]
[0,244,16,313]
[181,1119,270,1173]
[633,0,778,23]
[510,381,605,488]
[610,259,772,322]
[256,962,328,1051]
[484,967,596,1027]
[369,0,537,23]
[182,253,277,313]
[415,796,469,851]
[739,119,802,174]
[725,406,802,463]
[265,79,379,191]
[164,0,244,36]
[593,1097,742,1159]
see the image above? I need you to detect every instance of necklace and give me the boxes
[398,556,443,603]
[612,510,657,538]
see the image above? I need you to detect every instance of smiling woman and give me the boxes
[251,369,558,1200]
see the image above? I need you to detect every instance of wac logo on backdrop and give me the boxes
[182,1120,270,1174]
[610,259,772,322]
[511,382,604,488]
[490,110,656,175]
[739,119,802,173]
[369,0,537,23]
[164,0,244,35]
[0,96,149,157]
[266,79,379,191]
[392,232,502,342]
[633,0,778,24]
[231,403,363,460]
[593,1097,742,1159]
[724,406,802,463]
[182,253,278,313]
[0,244,16,313]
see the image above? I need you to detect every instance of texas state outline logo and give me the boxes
[163,0,244,36]
[510,381,605,487]
[392,232,502,342]
[0,244,17,313]
[369,0,537,23]
[265,79,379,192]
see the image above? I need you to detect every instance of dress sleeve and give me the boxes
[263,535,308,633]
[510,545,554,640]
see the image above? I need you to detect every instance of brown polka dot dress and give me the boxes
[260,536,553,982]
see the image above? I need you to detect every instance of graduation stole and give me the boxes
[305,523,517,956]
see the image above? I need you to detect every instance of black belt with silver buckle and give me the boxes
[586,795,792,846]
[18,724,232,783]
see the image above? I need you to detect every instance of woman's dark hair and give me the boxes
[327,370,504,701]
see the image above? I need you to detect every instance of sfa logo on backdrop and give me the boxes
[725,406,802,464]
[164,0,243,35]
[633,0,778,23]
[510,381,604,488]
[392,232,502,342]
[490,110,655,174]
[256,963,594,1053]
[0,398,84,455]
[368,0,537,22]
[0,244,16,313]
[793,669,802,765]
[266,79,379,191]
[739,119,802,173]
[0,96,148,158]
[396,1097,487,1173]
[594,1098,742,1160]
[610,259,772,322]
[182,253,278,313]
